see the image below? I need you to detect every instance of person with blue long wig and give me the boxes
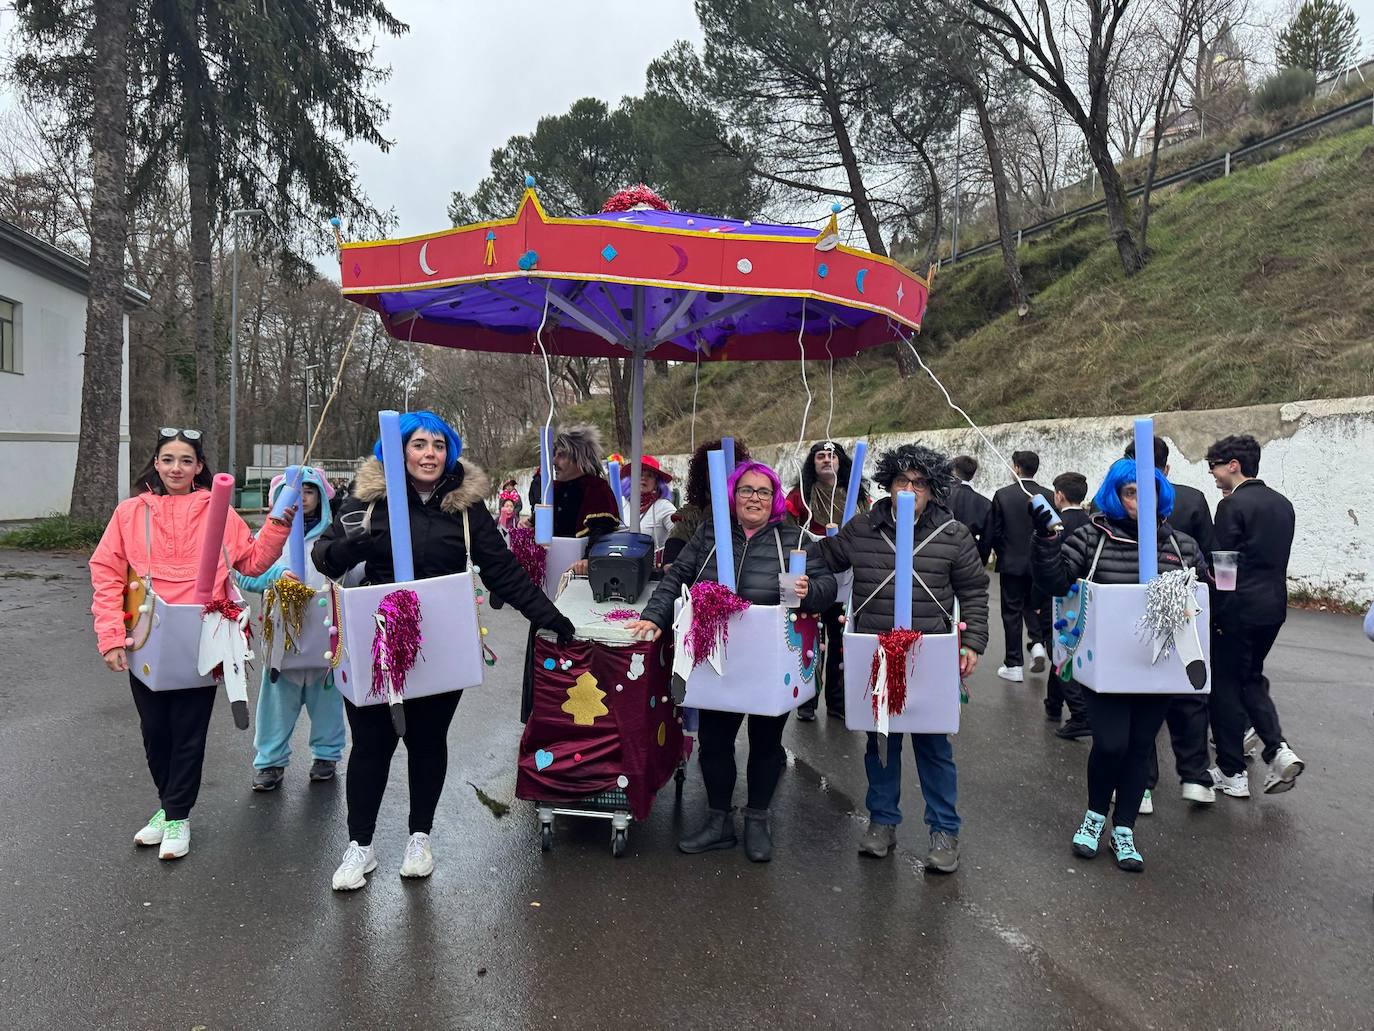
[1031,456,1206,874]
[314,409,576,891]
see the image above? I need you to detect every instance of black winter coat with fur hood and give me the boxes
[314,457,573,639]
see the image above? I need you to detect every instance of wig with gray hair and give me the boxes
[553,424,605,477]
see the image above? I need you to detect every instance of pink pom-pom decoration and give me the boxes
[686,580,751,671]
[507,525,547,589]
[370,588,423,699]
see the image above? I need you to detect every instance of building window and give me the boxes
[0,298,17,374]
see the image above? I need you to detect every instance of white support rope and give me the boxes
[532,290,556,505]
[896,328,1032,500]
[690,343,702,454]
[302,309,364,467]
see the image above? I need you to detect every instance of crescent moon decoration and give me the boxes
[669,245,689,276]
[419,241,438,277]
[855,268,869,294]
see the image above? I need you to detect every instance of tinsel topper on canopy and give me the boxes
[600,184,671,213]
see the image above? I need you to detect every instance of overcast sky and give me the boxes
[348,0,703,238]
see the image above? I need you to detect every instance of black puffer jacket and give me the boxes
[1031,513,1205,595]
[814,498,990,652]
[640,517,837,630]
[314,457,573,639]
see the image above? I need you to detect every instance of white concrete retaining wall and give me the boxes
[512,395,1374,605]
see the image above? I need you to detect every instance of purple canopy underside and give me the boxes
[376,280,874,356]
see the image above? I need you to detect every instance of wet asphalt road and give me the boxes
[3,550,1373,1031]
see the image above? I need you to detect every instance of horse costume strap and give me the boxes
[853,518,956,624]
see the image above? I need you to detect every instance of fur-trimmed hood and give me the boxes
[351,456,491,514]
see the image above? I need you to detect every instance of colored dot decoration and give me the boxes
[543,658,556,670]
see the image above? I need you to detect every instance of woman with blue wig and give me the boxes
[1031,456,1206,873]
[314,410,576,891]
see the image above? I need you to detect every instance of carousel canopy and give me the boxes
[340,187,930,361]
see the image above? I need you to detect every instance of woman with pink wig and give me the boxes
[629,460,836,862]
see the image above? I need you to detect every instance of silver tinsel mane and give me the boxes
[1136,567,1200,660]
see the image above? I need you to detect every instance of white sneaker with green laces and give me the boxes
[1138,790,1154,815]
[399,832,435,879]
[332,842,377,891]
[158,819,190,860]
[134,808,167,846]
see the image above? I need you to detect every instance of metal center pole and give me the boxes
[628,288,646,535]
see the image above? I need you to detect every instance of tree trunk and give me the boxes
[970,84,1029,316]
[69,0,131,522]
[1084,132,1145,276]
[185,111,220,470]
[605,356,631,454]
[916,141,943,267]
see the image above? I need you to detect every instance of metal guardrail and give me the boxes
[946,92,1374,265]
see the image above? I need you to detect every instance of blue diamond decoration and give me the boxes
[601,244,618,262]
[817,263,829,279]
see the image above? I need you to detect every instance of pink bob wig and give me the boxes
[726,460,787,524]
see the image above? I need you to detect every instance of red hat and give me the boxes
[639,455,672,482]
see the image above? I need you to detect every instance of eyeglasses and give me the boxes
[1120,485,1139,499]
[159,427,202,440]
[1206,459,1232,469]
[735,486,775,500]
[891,476,930,491]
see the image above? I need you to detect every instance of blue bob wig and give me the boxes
[1093,457,1174,522]
[373,410,463,473]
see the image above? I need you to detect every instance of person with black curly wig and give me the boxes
[814,442,990,873]
[661,438,752,569]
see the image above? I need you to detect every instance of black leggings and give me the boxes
[697,708,789,812]
[343,691,463,846]
[1084,692,1169,829]
[129,673,217,821]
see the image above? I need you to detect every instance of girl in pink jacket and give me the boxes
[89,429,292,860]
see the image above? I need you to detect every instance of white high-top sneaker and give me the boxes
[1029,643,1048,673]
[332,842,377,891]
[1209,766,1251,798]
[158,819,190,859]
[1263,743,1304,794]
[134,809,166,846]
[399,832,435,879]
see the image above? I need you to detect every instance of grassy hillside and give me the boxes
[565,126,1374,454]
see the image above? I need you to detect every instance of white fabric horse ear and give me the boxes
[670,585,696,685]
[198,606,254,728]
[871,647,891,742]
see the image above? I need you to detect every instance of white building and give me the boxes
[0,218,146,520]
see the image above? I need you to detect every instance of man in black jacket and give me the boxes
[1204,434,1304,797]
[987,450,1055,682]
[948,455,992,563]
[1126,436,1218,805]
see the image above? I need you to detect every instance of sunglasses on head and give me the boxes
[159,427,202,441]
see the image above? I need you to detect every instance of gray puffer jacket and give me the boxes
[1031,514,1205,594]
[813,498,990,652]
[640,517,837,630]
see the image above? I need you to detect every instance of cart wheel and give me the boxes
[674,765,686,799]
[611,828,628,858]
[540,824,554,852]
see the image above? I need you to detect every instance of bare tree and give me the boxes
[959,0,1149,275]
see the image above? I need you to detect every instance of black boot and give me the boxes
[743,808,773,862]
[678,809,737,854]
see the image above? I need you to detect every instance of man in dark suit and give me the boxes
[987,450,1055,682]
[1205,434,1304,798]
[1127,435,1218,805]
[1045,472,1093,736]
[948,455,992,563]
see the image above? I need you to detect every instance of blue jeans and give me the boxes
[864,732,960,834]
[253,672,347,769]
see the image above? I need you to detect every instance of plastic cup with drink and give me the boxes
[1212,551,1239,591]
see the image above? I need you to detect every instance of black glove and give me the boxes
[1028,497,1057,537]
[552,614,577,646]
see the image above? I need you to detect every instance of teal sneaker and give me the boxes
[134,808,166,846]
[1111,826,1144,872]
[1072,810,1106,858]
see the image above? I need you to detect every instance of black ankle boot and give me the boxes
[678,809,737,854]
[743,808,773,862]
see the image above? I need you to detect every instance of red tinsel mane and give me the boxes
[601,185,670,213]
